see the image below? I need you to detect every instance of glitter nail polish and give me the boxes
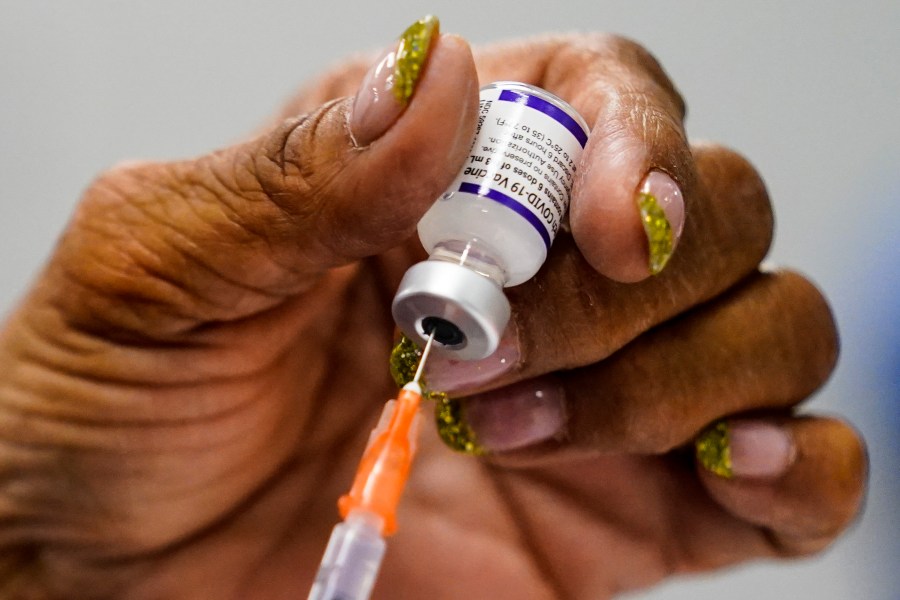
[393,16,439,105]
[434,395,484,455]
[637,170,684,275]
[695,421,733,478]
[350,16,439,145]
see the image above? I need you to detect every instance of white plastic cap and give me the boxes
[391,261,511,360]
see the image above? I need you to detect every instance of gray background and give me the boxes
[1,1,897,598]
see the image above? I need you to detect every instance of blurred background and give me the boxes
[1,1,896,597]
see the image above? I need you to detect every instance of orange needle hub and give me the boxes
[338,382,423,536]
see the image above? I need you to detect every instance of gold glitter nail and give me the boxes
[637,191,674,275]
[390,335,477,453]
[695,421,733,478]
[393,15,439,105]
[390,335,446,398]
[434,394,484,456]
[389,334,423,388]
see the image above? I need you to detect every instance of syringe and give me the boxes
[307,332,436,600]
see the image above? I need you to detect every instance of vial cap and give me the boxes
[392,261,511,360]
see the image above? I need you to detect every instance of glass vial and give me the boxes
[392,81,589,360]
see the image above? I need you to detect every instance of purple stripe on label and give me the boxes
[459,182,552,249]
[498,89,588,148]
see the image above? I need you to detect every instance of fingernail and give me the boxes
[435,378,566,455]
[729,421,796,478]
[434,395,484,456]
[389,334,422,388]
[696,421,796,479]
[695,421,732,478]
[425,325,520,394]
[637,170,684,275]
[350,15,439,146]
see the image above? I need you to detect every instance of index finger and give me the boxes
[474,34,691,282]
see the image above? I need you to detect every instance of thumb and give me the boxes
[48,17,478,335]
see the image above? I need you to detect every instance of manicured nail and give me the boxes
[389,334,422,388]
[392,15,439,104]
[695,421,732,477]
[350,15,439,146]
[435,378,566,455]
[434,394,484,456]
[696,421,795,479]
[728,421,796,478]
[425,325,520,394]
[637,170,684,275]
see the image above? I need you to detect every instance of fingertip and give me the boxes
[284,27,480,262]
[569,142,650,282]
[569,128,690,283]
[350,30,479,227]
[696,417,868,553]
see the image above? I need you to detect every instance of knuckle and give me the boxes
[255,98,348,206]
[617,88,687,151]
[82,160,159,208]
[561,32,656,66]
[76,161,181,248]
[64,158,275,335]
[599,33,655,64]
[549,33,686,122]
[251,99,355,248]
[600,34,686,120]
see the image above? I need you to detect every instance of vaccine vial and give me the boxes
[392,81,589,360]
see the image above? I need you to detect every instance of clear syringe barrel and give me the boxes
[307,510,386,600]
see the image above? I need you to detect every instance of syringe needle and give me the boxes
[412,330,436,385]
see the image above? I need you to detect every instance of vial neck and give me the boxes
[429,240,507,287]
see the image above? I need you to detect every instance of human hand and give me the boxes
[0,16,865,599]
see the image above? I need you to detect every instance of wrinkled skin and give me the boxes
[0,33,865,599]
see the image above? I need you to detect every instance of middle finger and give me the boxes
[436,269,837,459]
